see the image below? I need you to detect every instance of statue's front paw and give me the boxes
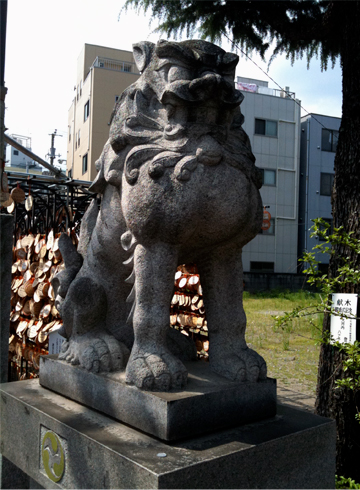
[58,339,80,365]
[211,348,267,383]
[58,332,130,373]
[125,347,188,391]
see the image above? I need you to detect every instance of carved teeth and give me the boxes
[123,254,134,268]
[126,301,135,325]
[125,269,136,284]
[126,285,136,304]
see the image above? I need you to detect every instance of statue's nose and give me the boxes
[189,72,224,96]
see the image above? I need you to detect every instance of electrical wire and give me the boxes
[222,31,336,131]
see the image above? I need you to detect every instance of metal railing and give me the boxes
[236,82,295,99]
[92,56,137,74]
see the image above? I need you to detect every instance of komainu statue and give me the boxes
[53,39,267,392]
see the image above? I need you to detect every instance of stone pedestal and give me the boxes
[1,379,335,489]
[39,356,276,440]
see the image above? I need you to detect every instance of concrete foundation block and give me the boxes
[1,379,336,489]
[0,454,30,489]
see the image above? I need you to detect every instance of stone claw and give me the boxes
[211,347,267,383]
[58,331,130,374]
[125,347,188,391]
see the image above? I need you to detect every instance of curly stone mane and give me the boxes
[90,40,262,192]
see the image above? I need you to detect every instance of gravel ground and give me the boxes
[277,383,316,412]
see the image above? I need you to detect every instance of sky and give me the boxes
[4,0,343,170]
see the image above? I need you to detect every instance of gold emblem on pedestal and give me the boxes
[41,431,65,482]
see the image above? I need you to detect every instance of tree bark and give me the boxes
[315,2,360,480]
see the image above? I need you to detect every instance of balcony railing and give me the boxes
[236,82,295,99]
[92,56,137,74]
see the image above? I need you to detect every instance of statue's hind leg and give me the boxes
[125,243,188,391]
[198,242,267,383]
[58,276,130,373]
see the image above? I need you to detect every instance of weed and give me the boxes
[336,475,360,489]
[244,291,319,395]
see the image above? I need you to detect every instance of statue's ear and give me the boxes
[132,42,155,73]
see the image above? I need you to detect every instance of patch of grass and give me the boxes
[336,476,360,489]
[244,290,321,396]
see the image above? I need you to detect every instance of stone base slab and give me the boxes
[0,379,336,489]
[39,355,276,440]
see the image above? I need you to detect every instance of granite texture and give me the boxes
[52,39,265,392]
[39,355,276,440]
[0,455,30,489]
[0,379,336,489]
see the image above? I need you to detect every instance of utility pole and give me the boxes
[47,129,62,166]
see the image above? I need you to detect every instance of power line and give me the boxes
[222,31,333,131]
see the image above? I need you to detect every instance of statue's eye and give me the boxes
[168,66,191,83]
[222,73,234,85]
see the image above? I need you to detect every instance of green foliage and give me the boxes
[274,218,360,334]
[275,219,360,423]
[336,475,360,489]
[301,219,360,294]
[123,0,341,69]
[334,341,360,422]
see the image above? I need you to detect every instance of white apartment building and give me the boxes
[238,77,301,274]
[5,135,42,174]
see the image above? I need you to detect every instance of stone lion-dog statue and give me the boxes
[53,39,267,392]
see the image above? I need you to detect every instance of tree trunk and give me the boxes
[315,2,360,480]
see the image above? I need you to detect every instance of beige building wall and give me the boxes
[67,44,140,181]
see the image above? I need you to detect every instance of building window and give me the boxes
[259,218,275,235]
[13,150,19,156]
[259,168,276,186]
[255,118,277,137]
[78,129,80,147]
[319,218,333,241]
[123,64,131,72]
[77,84,79,101]
[321,129,339,152]
[80,80,82,97]
[250,261,275,273]
[82,153,88,174]
[84,100,90,122]
[320,173,334,196]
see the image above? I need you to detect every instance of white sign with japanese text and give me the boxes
[48,330,65,355]
[330,293,358,344]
